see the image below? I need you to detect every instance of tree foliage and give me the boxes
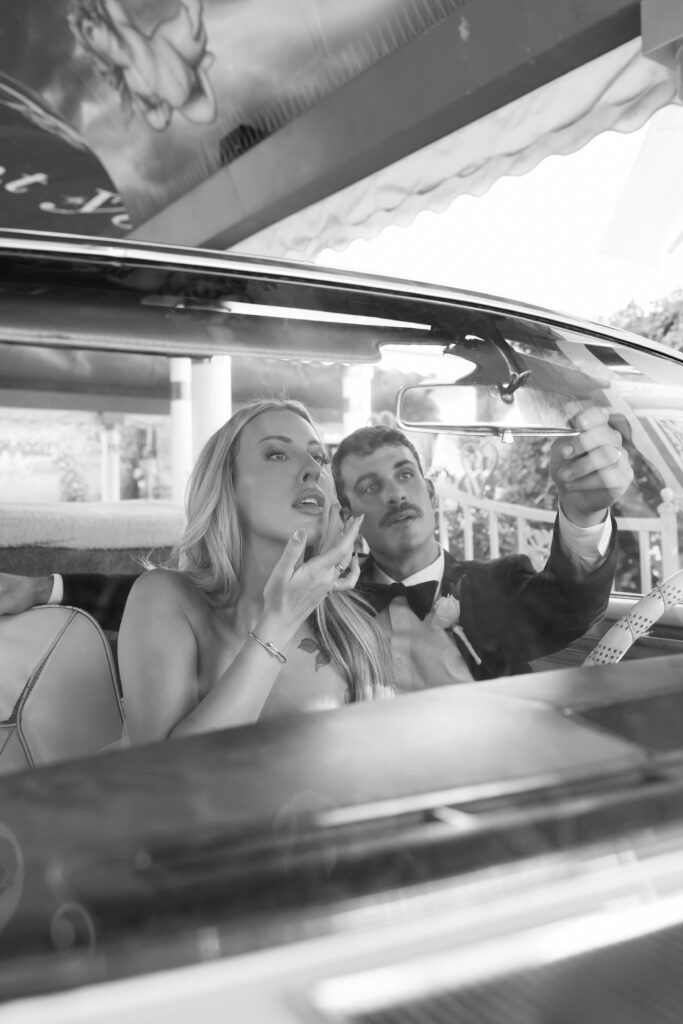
[608,290,683,351]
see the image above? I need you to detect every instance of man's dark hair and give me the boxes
[331,425,425,506]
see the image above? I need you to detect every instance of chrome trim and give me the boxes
[0,229,682,365]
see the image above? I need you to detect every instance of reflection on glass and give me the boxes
[398,383,583,435]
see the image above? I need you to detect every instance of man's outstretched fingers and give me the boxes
[558,443,624,483]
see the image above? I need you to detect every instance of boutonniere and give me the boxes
[426,594,460,630]
[427,592,483,666]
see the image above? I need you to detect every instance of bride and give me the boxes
[118,398,392,742]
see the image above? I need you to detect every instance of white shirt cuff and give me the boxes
[557,506,612,573]
[48,573,64,605]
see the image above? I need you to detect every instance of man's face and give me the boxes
[337,444,437,569]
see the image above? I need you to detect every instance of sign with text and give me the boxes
[0,0,467,237]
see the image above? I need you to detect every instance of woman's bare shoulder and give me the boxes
[127,568,199,608]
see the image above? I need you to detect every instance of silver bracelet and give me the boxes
[247,631,287,664]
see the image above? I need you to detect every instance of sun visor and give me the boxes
[0,293,390,363]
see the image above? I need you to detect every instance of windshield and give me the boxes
[4,296,681,597]
[2,236,683,1009]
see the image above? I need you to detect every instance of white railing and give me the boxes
[435,482,680,592]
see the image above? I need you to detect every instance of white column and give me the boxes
[99,416,121,502]
[191,356,232,460]
[169,357,193,504]
[342,364,373,436]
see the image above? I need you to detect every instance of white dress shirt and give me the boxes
[48,573,64,605]
[370,510,612,693]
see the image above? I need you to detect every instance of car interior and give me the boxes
[3,234,683,765]
[3,233,683,1017]
[1,0,682,1014]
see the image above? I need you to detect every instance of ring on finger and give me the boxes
[334,562,346,576]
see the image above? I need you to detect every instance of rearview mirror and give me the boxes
[396,382,582,438]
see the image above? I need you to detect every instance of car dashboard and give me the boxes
[3,655,683,1022]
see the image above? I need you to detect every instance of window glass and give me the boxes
[3,311,683,595]
[2,315,679,598]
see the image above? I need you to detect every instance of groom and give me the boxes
[331,405,631,685]
[0,406,631,685]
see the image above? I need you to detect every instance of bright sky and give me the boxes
[317,111,683,325]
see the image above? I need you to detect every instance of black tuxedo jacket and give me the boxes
[357,516,617,681]
[63,515,616,680]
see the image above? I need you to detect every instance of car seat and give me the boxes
[0,605,125,774]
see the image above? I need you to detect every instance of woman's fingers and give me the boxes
[320,514,363,570]
[292,514,362,600]
[264,515,364,628]
[332,554,360,592]
[270,527,307,584]
[263,527,329,626]
[318,502,344,556]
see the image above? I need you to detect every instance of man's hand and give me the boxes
[0,573,53,616]
[550,406,634,527]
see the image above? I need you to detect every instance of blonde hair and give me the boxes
[173,398,392,701]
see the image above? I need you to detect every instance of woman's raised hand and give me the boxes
[317,502,363,593]
[261,509,363,637]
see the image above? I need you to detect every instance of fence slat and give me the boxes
[435,481,677,593]
[516,515,527,555]
[489,510,500,558]
[463,503,473,560]
[639,530,652,593]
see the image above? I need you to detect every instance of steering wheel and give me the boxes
[584,569,683,666]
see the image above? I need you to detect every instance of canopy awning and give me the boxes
[237,38,678,261]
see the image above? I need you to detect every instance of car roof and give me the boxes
[0,227,678,362]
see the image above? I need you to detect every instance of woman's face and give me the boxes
[233,410,333,548]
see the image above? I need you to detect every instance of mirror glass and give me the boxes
[397,382,584,436]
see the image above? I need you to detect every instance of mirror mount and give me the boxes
[444,329,538,407]
[497,369,532,404]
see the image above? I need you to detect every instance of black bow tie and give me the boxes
[363,579,438,621]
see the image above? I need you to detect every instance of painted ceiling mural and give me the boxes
[0,0,470,238]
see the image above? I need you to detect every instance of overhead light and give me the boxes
[142,295,430,331]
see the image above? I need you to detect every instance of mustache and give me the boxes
[379,503,423,528]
